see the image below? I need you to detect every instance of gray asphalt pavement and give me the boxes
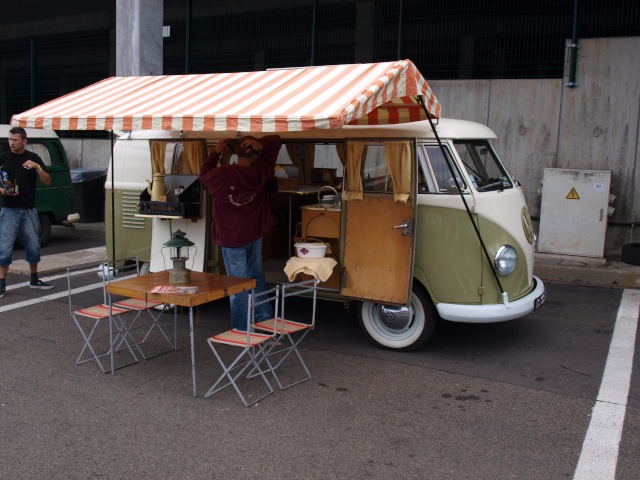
[1,264,639,479]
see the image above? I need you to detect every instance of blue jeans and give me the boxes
[0,207,42,266]
[221,238,272,330]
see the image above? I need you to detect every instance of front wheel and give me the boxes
[358,283,438,351]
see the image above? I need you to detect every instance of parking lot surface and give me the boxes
[0,270,638,479]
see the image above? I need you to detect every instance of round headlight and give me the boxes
[494,245,518,276]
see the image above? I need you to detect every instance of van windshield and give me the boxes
[453,141,513,192]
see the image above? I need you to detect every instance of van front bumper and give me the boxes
[436,276,546,323]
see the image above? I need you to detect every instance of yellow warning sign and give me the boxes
[566,188,580,199]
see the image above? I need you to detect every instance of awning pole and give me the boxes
[110,130,116,263]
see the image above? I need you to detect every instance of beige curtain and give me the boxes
[285,144,302,179]
[285,143,315,184]
[334,144,346,188]
[385,141,411,203]
[303,143,315,184]
[150,141,166,174]
[345,142,364,201]
[177,141,205,174]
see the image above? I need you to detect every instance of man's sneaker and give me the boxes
[0,286,5,298]
[30,280,54,290]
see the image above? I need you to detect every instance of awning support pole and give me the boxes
[418,96,506,298]
[109,130,116,263]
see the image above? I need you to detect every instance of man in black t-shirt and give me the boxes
[0,127,53,298]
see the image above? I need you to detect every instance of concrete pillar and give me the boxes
[116,0,163,76]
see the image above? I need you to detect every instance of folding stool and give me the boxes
[253,278,317,389]
[204,285,279,407]
[102,258,176,359]
[68,265,143,373]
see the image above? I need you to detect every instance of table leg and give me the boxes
[109,294,115,375]
[288,194,292,258]
[173,306,178,350]
[189,306,196,397]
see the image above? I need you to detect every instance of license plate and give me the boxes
[534,290,546,311]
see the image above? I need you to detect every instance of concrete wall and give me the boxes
[60,36,640,256]
[431,37,640,256]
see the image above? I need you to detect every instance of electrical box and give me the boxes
[538,168,612,258]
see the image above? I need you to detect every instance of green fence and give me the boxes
[1,0,638,128]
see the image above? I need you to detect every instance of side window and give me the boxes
[24,143,52,166]
[417,146,437,193]
[422,145,466,193]
[362,144,393,193]
[453,141,513,191]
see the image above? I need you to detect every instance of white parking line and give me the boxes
[574,289,640,479]
[0,267,119,314]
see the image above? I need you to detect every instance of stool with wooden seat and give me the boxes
[67,264,144,373]
[253,278,317,389]
[204,286,279,407]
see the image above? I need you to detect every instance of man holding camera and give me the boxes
[0,127,54,299]
[199,135,282,330]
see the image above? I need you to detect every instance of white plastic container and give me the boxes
[321,194,335,205]
[294,242,327,258]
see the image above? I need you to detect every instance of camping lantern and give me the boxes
[163,229,195,283]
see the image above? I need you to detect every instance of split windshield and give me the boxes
[418,141,513,193]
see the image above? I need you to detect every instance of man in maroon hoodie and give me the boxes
[199,135,282,330]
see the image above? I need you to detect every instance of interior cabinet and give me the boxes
[301,208,340,239]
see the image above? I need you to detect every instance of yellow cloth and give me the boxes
[284,257,338,283]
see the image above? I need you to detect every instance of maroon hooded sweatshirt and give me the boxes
[198,135,282,248]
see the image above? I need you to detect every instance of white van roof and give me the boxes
[0,124,60,139]
[122,118,497,142]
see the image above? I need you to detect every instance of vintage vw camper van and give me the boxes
[105,118,545,351]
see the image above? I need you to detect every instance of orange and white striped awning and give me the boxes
[10,59,440,132]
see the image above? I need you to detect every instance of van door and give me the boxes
[415,143,481,304]
[341,140,416,305]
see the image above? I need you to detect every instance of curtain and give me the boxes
[150,141,166,174]
[285,144,302,180]
[177,141,205,174]
[303,143,315,184]
[334,144,346,189]
[345,142,364,201]
[285,143,315,184]
[385,141,411,203]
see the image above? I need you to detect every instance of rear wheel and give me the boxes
[358,283,438,351]
[38,213,52,247]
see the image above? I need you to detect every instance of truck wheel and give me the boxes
[38,213,52,247]
[621,243,640,266]
[358,283,438,351]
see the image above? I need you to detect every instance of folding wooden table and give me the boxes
[106,270,256,397]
